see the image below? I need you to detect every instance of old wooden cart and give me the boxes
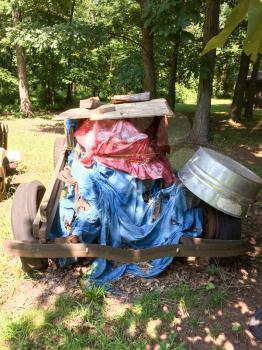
[5,96,254,272]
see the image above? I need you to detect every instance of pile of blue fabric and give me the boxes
[49,149,203,285]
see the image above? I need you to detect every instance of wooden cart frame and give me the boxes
[5,113,250,262]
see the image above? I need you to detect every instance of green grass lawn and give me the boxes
[170,98,262,178]
[0,101,261,349]
[176,98,262,118]
[0,282,230,350]
[0,117,59,298]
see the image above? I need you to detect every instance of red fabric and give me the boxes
[74,116,174,184]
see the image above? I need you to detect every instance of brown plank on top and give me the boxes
[55,108,91,120]
[111,91,150,104]
[79,96,102,109]
[55,98,174,121]
[90,98,174,120]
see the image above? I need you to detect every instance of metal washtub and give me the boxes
[178,147,262,218]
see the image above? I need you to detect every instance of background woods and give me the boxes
[0,0,261,142]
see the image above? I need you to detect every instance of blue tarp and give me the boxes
[49,152,203,285]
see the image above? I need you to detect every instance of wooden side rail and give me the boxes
[5,239,250,262]
[33,147,67,241]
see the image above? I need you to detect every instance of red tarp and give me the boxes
[74,116,174,184]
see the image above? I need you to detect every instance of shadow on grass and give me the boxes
[36,122,64,135]
[1,269,261,350]
[172,101,262,178]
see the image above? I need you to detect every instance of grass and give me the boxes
[176,98,262,118]
[0,99,261,349]
[0,118,60,301]
[0,283,229,349]
[169,98,262,178]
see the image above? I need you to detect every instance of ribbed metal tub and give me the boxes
[178,147,262,218]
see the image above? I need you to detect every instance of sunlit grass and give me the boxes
[0,118,59,305]
[0,108,260,349]
[0,284,228,349]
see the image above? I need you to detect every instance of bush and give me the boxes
[175,84,197,103]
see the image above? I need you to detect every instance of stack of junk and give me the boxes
[50,92,262,286]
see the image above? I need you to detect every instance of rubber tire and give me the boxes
[53,137,65,169]
[217,211,241,241]
[0,163,6,201]
[212,210,242,265]
[11,180,48,272]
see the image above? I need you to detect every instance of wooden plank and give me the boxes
[33,148,66,241]
[39,148,66,221]
[43,178,64,238]
[112,92,150,104]
[3,123,8,150]
[56,108,91,120]
[66,126,75,150]
[90,98,174,120]
[0,123,3,148]
[79,97,102,109]
[5,239,250,261]
[55,98,174,121]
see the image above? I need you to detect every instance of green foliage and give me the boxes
[202,0,262,62]
[0,68,18,109]
[0,67,18,86]
[82,282,106,303]
[0,0,259,112]
[175,83,197,103]
[231,322,242,333]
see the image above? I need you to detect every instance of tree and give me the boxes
[167,31,181,108]
[189,0,220,143]
[138,0,156,98]
[12,7,32,116]
[0,0,252,113]
[65,0,76,103]
[229,51,250,121]
[148,0,200,108]
[202,0,262,63]
[244,55,261,120]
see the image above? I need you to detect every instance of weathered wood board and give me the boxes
[5,238,250,260]
[55,108,91,120]
[90,98,174,120]
[79,96,102,109]
[56,98,174,121]
[112,91,150,104]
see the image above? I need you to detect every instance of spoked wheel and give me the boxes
[202,202,241,265]
[11,180,48,272]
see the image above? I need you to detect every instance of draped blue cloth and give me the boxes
[49,155,203,285]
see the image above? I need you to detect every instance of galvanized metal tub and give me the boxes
[178,147,262,218]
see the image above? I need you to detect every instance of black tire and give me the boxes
[216,211,241,241]
[213,210,241,266]
[201,202,242,265]
[11,180,48,272]
[53,137,65,169]
[0,163,6,201]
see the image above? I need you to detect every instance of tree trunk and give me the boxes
[243,55,260,120]
[167,32,181,109]
[139,0,156,98]
[12,9,32,117]
[66,0,76,103]
[189,0,220,143]
[229,52,250,121]
[66,83,73,103]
